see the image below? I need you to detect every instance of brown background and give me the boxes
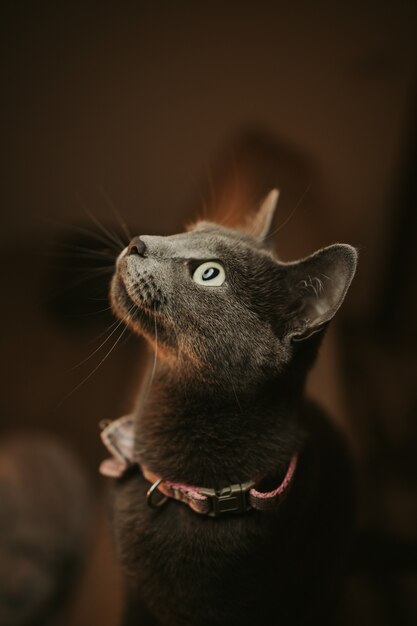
[1,2,416,625]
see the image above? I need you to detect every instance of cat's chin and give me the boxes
[110,275,177,352]
[110,275,135,319]
[109,276,145,337]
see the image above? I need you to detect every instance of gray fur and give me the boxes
[108,195,358,626]
[111,205,357,387]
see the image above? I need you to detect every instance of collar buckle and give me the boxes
[199,481,254,517]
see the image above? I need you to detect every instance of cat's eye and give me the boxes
[192,261,226,287]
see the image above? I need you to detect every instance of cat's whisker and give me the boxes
[265,183,311,241]
[230,379,243,414]
[55,305,134,409]
[89,296,114,301]
[78,198,126,251]
[77,304,113,317]
[53,239,117,255]
[67,315,128,372]
[116,330,135,350]
[37,215,123,253]
[51,242,117,260]
[44,267,113,304]
[86,316,121,343]
[140,305,160,405]
[150,305,159,383]
[158,309,182,360]
[48,252,116,264]
[54,264,115,272]
[98,186,132,243]
[164,310,180,346]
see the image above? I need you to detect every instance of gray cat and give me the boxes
[103,190,357,625]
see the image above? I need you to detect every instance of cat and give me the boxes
[102,190,358,625]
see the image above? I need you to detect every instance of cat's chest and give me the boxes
[112,443,322,626]
[133,383,300,487]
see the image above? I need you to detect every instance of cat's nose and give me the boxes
[127,236,147,257]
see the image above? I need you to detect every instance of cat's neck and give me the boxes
[133,357,306,488]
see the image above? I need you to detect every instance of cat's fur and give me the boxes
[109,191,357,625]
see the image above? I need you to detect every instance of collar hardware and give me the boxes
[199,481,255,517]
[99,415,299,516]
[147,478,169,509]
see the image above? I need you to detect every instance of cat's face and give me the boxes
[110,191,357,387]
[111,224,288,381]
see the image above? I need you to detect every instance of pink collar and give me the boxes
[99,415,298,517]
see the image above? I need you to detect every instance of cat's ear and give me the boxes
[285,244,358,342]
[250,189,280,241]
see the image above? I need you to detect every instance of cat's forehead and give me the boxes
[141,222,265,260]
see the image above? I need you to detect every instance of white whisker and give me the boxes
[98,186,132,243]
[140,305,160,407]
[68,314,128,371]
[44,267,113,304]
[38,215,122,252]
[266,183,311,241]
[55,306,134,409]
[80,202,126,250]
[230,379,243,414]
[149,306,159,388]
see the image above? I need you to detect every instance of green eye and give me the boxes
[192,261,226,287]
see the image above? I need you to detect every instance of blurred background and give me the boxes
[0,1,416,625]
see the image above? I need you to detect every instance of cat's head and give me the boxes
[110,191,357,388]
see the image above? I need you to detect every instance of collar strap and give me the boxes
[99,415,298,517]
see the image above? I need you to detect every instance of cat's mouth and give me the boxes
[111,272,175,348]
[114,262,166,315]
[111,273,155,320]
[119,272,167,314]
[111,274,137,314]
